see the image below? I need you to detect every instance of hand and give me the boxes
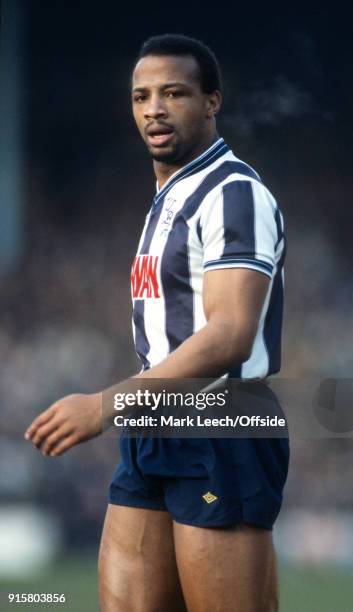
[25,392,103,456]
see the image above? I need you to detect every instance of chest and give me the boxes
[131,195,203,299]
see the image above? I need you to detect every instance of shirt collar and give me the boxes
[153,137,229,207]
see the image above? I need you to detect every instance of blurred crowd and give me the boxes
[0,217,139,545]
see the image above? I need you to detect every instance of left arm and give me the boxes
[25,267,269,455]
[141,267,269,378]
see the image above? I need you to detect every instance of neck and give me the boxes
[154,131,219,189]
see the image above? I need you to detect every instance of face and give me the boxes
[132,55,221,165]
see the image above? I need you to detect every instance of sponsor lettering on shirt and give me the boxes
[131,255,161,299]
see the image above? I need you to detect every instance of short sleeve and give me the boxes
[200,180,279,279]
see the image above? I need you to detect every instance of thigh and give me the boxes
[173,522,277,612]
[99,504,187,612]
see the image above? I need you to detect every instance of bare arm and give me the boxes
[140,267,269,378]
[25,267,269,455]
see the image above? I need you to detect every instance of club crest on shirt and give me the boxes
[160,197,177,237]
[131,255,161,299]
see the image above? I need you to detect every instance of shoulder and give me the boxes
[179,147,280,223]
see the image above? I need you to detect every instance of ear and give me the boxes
[206,90,222,118]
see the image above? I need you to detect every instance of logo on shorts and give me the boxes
[131,255,161,299]
[202,492,218,504]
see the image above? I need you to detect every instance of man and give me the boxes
[25,34,288,611]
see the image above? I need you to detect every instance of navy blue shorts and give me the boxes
[109,435,289,530]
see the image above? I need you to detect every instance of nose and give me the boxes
[144,93,168,119]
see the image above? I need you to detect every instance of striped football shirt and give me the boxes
[130,137,285,379]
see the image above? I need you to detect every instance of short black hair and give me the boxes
[134,34,222,94]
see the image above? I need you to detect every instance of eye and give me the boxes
[165,90,182,98]
[133,94,147,103]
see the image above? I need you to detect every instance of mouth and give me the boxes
[146,124,175,147]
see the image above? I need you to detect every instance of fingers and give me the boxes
[29,420,78,457]
[24,402,73,456]
[30,417,62,449]
[40,424,73,455]
[25,405,58,440]
[25,393,94,457]
[49,434,78,457]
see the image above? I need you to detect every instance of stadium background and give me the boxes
[1,2,352,610]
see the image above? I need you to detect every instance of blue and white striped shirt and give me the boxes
[130,138,285,378]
